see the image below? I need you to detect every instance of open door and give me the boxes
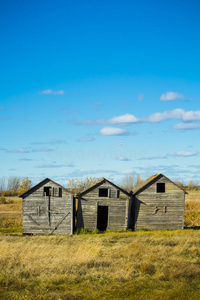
[97,206,108,231]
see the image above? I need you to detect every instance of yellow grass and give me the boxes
[0,192,200,298]
[185,190,200,227]
[1,231,200,299]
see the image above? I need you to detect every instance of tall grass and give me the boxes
[0,194,200,298]
[0,231,200,299]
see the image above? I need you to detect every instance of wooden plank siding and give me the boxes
[76,180,130,231]
[21,179,73,235]
[132,175,185,231]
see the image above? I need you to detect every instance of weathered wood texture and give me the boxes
[77,181,129,231]
[132,175,185,230]
[22,179,73,235]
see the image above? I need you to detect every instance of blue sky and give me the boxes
[1,0,200,186]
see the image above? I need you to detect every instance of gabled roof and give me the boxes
[132,173,187,195]
[19,178,72,198]
[78,177,131,197]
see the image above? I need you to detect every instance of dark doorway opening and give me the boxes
[97,206,108,231]
[44,187,51,196]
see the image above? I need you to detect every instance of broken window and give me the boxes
[99,188,108,197]
[52,187,62,197]
[43,187,51,196]
[157,183,165,193]
[110,189,120,198]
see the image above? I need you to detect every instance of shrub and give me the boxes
[74,228,92,235]
[92,229,100,234]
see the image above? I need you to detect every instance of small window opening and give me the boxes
[164,206,167,213]
[157,183,165,193]
[59,188,62,197]
[44,187,51,196]
[99,188,108,197]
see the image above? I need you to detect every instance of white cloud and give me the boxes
[116,156,131,161]
[172,123,200,130]
[73,109,200,127]
[160,92,184,101]
[100,127,129,136]
[38,89,65,95]
[148,108,184,123]
[108,113,143,125]
[148,109,200,123]
[181,111,200,121]
[169,151,198,157]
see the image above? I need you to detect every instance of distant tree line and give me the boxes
[0,174,198,197]
[174,179,199,190]
[67,174,143,194]
[0,176,32,196]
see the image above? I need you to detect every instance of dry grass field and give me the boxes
[0,191,200,299]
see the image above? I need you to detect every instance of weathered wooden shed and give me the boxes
[20,178,74,235]
[76,178,131,231]
[129,174,186,231]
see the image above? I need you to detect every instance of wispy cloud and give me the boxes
[68,168,120,178]
[169,151,199,157]
[72,118,106,125]
[0,117,8,120]
[77,137,95,142]
[100,127,129,136]
[93,102,103,106]
[116,156,131,161]
[32,139,67,145]
[19,158,35,161]
[138,151,200,161]
[8,148,29,153]
[32,148,53,152]
[0,106,4,110]
[160,92,184,101]
[138,94,144,102]
[35,163,74,168]
[137,155,167,160]
[172,123,200,130]
[61,108,79,114]
[38,89,65,95]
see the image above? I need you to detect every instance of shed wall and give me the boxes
[134,176,185,230]
[23,180,73,234]
[77,182,129,231]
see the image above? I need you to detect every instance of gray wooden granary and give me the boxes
[76,178,131,231]
[128,174,186,231]
[20,178,74,235]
